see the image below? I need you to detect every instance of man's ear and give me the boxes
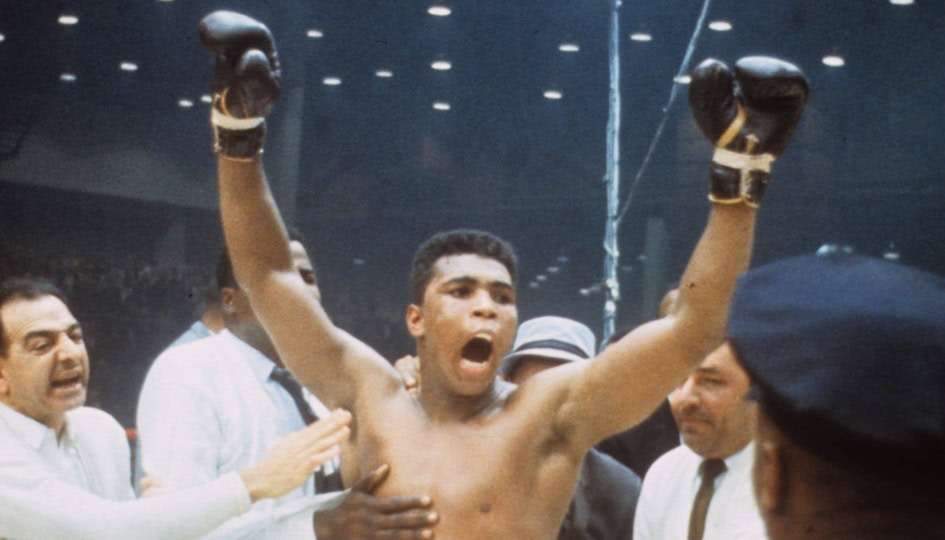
[220,287,237,315]
[756,440,785,515]
[0,360,10,396]
[405,304,424,338]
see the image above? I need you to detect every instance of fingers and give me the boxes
[368,494,434,514]
[353,463,391,494]
[139,475,163,498]
[369,509,439,537]
[393,355,420,394]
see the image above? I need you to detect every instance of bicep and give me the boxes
[560,317,695,448]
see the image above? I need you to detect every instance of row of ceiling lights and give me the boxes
[0,0,915,113]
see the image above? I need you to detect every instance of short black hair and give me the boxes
[409,229,518,305]
[0,278,68,357]
[216,227,308,291]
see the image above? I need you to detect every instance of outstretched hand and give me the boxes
[314,463,438,539]
[240,409,351,502]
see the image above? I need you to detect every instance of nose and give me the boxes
[470,289,497,319]
[671,376,699,408]
[54,333,84,367]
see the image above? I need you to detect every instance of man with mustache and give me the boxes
[0,277,351,539]
[633,342,766,539]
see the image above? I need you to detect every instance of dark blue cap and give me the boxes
[727,252,945,485]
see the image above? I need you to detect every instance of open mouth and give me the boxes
[51,374,83,391]
[461,335,494,364]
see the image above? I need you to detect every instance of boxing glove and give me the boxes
[689,56,808,207]
[198,11,282,159]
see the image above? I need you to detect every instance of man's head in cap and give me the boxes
[500,316,595,384]
[726,252,945,539]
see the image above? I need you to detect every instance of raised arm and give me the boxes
[199,11,400,409]
[556,56,809,448]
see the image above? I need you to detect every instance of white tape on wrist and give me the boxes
[712,147,775,173]
[211,107,265,131]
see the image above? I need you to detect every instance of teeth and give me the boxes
[473,333,493,342]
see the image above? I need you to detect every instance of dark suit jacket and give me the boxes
[558,449,642,540]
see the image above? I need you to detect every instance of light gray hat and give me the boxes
[500,316,597,376]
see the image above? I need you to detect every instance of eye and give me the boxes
[450,286,472,298]
[299,270,317,285]
[69,329,84,344]
[494,291,515,305]
[28,339,52,354]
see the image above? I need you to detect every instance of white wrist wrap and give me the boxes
[211,107,265,131]
[712,147,775,173]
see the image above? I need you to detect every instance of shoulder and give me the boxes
[147,334,233,380]
[67,407,128,446]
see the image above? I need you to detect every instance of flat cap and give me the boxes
[501,316,596,377]
[727,252,945,483]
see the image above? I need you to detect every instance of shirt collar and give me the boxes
[0,400,70,450]
[218,329,279,384]
[722,439,755,472]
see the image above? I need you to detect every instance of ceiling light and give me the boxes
[529,282,540,289]
[306,29,323,38]
[708,20,732,31]
[822,55,845,67]
[544,89,563,100]
[428,5,451,16]
[120,62,138,72]
[630,32,652,42]
[157,0,175,3]
[559,43,580,53]
[60,72,77,82]
[433,101,450,111]
[431,60,452,71]
[889,0,914,4]
[201,94,212,104]
[178,99,194,108]
[375,69,393,78]
[674,75,691,84]
[323,76,342,86]
[0,33,5,43]
[58,14,79,26]
[536,274,547,282]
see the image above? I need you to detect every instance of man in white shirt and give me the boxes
[0,277,351,539]
[138,244,439,539]
[633,342,766,540]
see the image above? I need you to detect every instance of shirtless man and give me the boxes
[198,10,808,538]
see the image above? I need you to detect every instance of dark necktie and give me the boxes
[269,366,344,493]
[688,458,726,540]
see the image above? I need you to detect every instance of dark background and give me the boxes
[1,0,942,426]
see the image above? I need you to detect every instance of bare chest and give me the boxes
[347,404,580,538]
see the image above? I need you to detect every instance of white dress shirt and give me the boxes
[633,442,768,540]
[137,330,344,540]
[0,402,252,539]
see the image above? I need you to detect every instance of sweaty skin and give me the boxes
[217,156,755,538]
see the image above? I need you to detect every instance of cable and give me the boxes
[615,0,713,226]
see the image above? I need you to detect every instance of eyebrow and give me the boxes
[23,323,81,343]
[694,366,722,376]
[443,276,514,291]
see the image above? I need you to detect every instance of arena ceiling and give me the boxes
[1,0,943,330]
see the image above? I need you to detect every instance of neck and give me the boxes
[418,379,510,424]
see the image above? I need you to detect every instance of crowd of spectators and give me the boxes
[0,243,408,428]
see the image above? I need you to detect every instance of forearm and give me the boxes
[0,473,251,540]
[218,156,295,289]
[671,202,756,356]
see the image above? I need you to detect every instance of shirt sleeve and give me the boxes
[202,490,349,540]
[0,471,251,540]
